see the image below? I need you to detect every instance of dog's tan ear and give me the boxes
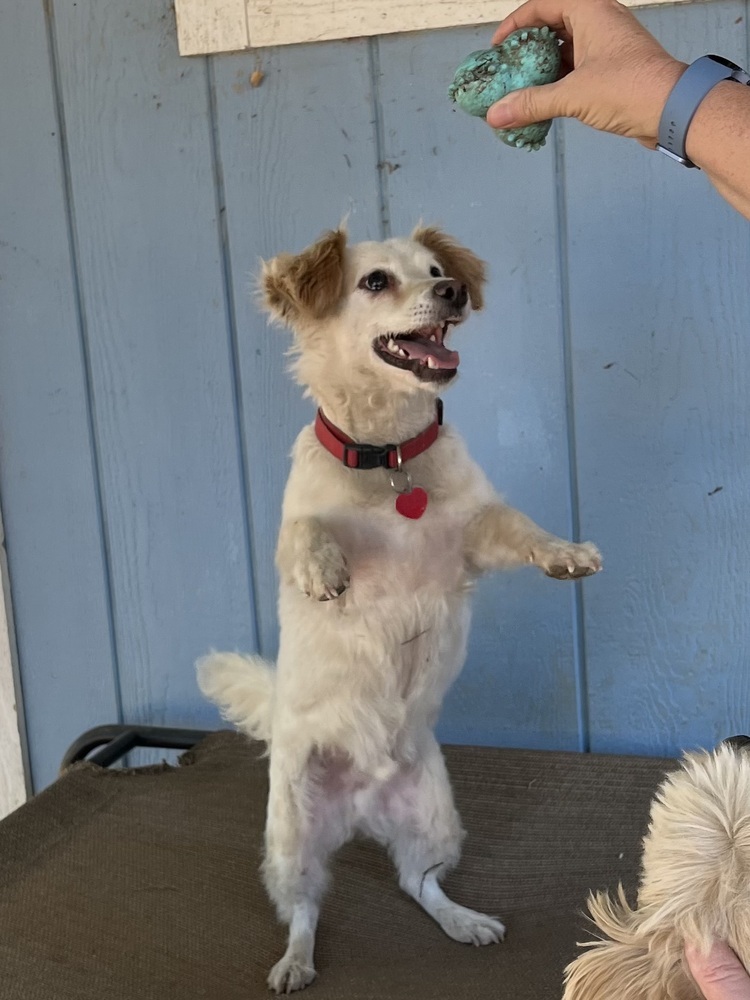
[262,228,346,325]
[412,226,486,311]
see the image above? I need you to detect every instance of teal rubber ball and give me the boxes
[448,27,562,150]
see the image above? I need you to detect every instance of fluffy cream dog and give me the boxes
[198,225,602,993]
[564,744,750,1000]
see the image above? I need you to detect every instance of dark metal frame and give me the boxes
[61,727,750,772]
[61,724,211,770]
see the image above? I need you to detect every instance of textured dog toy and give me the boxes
[448,27,561,151]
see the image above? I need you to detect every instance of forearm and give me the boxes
[463,503,601,579]
[276,517,349,600]
[464,503,553,572]
[685,80,750,220]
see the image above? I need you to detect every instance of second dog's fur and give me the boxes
[564,745,750,1000]
[199,225,601,993]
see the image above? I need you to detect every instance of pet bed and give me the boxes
[0,727,677,999]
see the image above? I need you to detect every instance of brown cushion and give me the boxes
[0,731,672,999]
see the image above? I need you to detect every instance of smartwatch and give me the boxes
[656,54,750,168]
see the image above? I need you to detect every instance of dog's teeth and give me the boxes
[397,347,408,357]
[426,357,438,369]
[388,338,398,352]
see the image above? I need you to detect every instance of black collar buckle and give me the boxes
[341,442,394,470]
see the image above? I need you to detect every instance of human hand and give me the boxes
[487,0,686,147]
[686,941,750,1000]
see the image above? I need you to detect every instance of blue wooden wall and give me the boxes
[1,0,748,790]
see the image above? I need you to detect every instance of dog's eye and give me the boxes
[361,270,391,292]
[430,266,442,278]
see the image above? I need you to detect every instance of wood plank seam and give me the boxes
[367,38,391,240]
[552,126,591,753]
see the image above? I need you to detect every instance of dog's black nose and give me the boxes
[433,279,468,309]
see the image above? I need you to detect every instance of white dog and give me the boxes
[563,744,750,1000]
[198,225,602,993]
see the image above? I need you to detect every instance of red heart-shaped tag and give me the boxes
[395,487,428,519]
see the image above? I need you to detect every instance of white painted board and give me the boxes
[175,0,699,54]
[0,520,26,819]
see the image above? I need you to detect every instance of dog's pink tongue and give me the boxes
[403,337,459,369]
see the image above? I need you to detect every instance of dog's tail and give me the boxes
[196,651,275,744]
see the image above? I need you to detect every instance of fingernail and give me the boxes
[487,101,515,127]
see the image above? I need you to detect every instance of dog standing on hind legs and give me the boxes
[198,224,602,993]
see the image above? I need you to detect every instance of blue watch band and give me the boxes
[657,54,750,168]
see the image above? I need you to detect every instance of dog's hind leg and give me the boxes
[263,748,349,994]
[375,735,506,946]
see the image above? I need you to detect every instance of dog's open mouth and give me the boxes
[373,323,460,383]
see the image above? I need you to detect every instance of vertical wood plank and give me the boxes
[210,40,382,656]
[376,26,584,750]
[565,0,750,755]
[50,0,257,734]
[0,0,120,789]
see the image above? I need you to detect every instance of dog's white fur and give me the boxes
[564,745,750,1000]
[198,226,602,993]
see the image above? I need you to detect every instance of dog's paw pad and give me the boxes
[294,542,350,602]
[436,904,506,946]
[267,957,316,994]
[534,540,602,580]
[317,581,349,602]
[545,562,598,580]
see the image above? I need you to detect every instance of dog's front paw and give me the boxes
[435,903,506,946]
[267,956,316,994]
[530,539,602,580]
[294,541,350,601]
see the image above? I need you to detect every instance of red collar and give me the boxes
[314,400,443,470]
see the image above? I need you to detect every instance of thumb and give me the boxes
[486,78,568,128]
[686,942,750,1000]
